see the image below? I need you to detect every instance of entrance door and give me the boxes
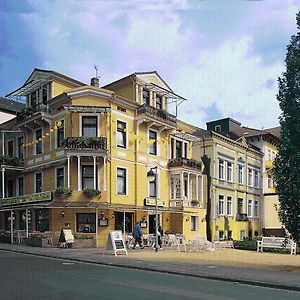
[149,214,160,234]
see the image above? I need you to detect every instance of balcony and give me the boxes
[170,199,201,208]
[236,213,248,221]
[64,137,107,151]
[137,103,177,127]
[16,104,48,122]
[168,158,202,171]
[0,156,24,167]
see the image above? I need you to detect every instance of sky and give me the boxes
[0,0,299,129]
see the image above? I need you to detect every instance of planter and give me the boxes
[73,239,96,248]
[0,235,10,243]
[25,237,50,247]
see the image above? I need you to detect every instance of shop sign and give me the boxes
[1,191,52,206]
[103,230,127,256]
[144,198,166,207]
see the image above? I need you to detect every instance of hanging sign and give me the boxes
[103,230,127,256]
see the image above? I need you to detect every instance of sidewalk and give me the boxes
[1,243,300,292]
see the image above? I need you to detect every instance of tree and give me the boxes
[273,11,300,244]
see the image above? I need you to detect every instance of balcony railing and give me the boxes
[0,155,24,167]
[64,137,107,151]
[168,158,202,171]
[236,213,248,221]
[17,104,48,121]
[137,103,177,125]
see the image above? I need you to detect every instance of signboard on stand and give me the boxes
[58,229,74,248]
[103,230,127,256]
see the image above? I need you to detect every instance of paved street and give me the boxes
[0,251,299,300]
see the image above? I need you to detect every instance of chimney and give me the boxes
[90,77,99,87]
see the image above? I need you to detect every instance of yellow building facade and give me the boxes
[0,69,206,247]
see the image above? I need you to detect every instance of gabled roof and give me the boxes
[0,97,25,114]
[6,68,85,97]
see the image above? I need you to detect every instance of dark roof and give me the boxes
[0,97,25,114]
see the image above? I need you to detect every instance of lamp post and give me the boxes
[147,167,159,252]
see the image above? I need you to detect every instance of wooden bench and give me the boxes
[257,237,297,255]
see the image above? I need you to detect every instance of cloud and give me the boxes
[1,0,298,130]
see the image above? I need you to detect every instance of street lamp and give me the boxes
[147,167,159,252]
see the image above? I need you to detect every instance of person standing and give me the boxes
[133,222,144,249]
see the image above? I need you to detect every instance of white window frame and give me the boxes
[215,125,221,132]
[148,128,159,156]
[81,163,99,190]
[240,230,246,240]
[218,159,225,180]
[238,164,244,184]
[248,168,253,187]
[248,199,253,218]
[254,200,259,218]
[79,113,100,137]
[226,196,233,216]
[116,166,128,196]
[55,166,65,189]
[254,170,259,188]
[227,161,233,182]
[34,172,43,194]
[16,135,24,159]
[116,119,128,149]
[218,195,225,216]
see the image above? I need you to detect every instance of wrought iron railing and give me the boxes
[17,104,48,121]
[64,137,107,150]
[168,158,202,171]
[137,103,176,125]
[0,155,24,167]
[236,213,248,221]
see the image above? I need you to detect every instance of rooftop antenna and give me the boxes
[94,65,99,79]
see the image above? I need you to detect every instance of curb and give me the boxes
[1,247,300,293]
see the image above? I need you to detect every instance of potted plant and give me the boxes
[54,186,73,198]
[73,233,96,248]
[83,188,100,198]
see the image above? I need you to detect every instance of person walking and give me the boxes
[133,222,144,249]
[157,223,164,249]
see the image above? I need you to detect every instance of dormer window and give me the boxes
[143,88,150,105]
[215,125,221,132]
[156,95,162,109]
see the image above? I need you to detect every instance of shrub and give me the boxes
[54,187,73,198]
[233,240,258,251]
[83,188,100,198]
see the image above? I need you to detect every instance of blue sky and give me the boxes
[0,0,299,129]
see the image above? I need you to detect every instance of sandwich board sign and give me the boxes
[103,230,128,256]
[58,229,74,248]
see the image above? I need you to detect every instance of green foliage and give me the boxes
[0,155,24,166]
[74,233,95,240]
[273,11,300,244]
[233,240,258,251]
[54,187,73,198]
[82,188,100,198]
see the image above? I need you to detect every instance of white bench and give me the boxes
[257,237,297,255]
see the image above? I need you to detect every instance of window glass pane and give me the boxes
[218,195,224,215]
[191,216,197,231]
[176,140,182,158]
[8,140,14,156]
[76,213,96,233]
[56,168,64,187]
[35,173,42,193]
[82,166,96,189]
[35,129,42,154]
[219,160,224,179]
[156,96,162,109]
[19,209,32,230]
[7,179,14,197]
[36,209,49,232]
[18,177,24,196]
[143,88,150,105]
[57,120,64,148]
[17,137,24,159]
[117,121,126,148]
[117,168,126,194]
[149,130,157,155]
[238,198,243,214]
[82,116,97,137]
[149,181,156,197]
